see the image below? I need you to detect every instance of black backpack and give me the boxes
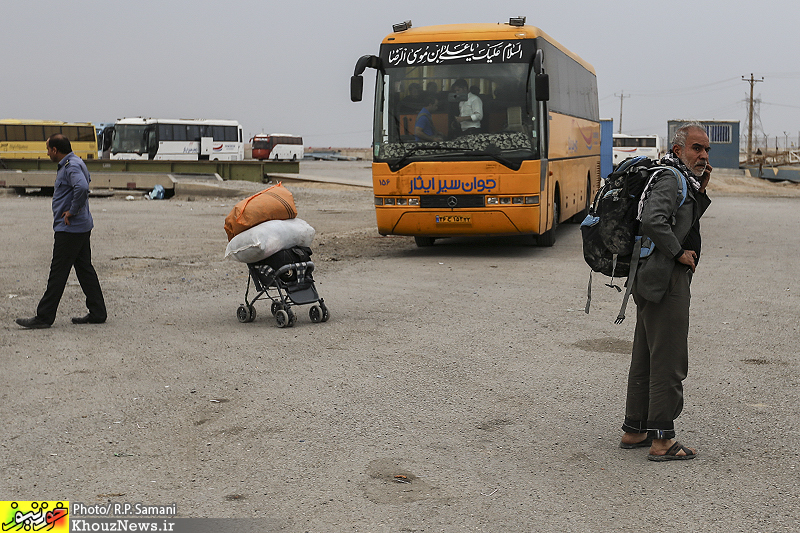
[580,156,686,323]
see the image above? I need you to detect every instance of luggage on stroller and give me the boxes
[236,246,329,328]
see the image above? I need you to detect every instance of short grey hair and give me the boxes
[672,121,706,149]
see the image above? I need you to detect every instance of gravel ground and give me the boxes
[1,165,799,532]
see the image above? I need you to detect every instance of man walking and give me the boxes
[16,134,107,329]
[618,122,712,461]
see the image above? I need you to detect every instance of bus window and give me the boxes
[6,125,25,141]
[76,126,95,142]
[158,124,174,141]
[43,125,61,139]
[25,125,45,141]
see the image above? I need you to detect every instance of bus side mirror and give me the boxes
[351,54,381,103]
[351,75,364,102]
[535,73,550,102]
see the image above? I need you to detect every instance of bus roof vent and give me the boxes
[392,20,412,32]
[509,16,526,27]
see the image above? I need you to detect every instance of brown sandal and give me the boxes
[647,441,697,461]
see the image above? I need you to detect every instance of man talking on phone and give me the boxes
[618,122,712,461]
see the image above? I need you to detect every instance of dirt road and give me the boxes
[1,167,799,532]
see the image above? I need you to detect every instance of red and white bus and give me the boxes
[250,134,304,160]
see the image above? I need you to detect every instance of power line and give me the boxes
[760,101,800,110]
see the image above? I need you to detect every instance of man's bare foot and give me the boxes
[619,432,652,449]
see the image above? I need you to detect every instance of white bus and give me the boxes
[111,118,244,160]
[250,133,304,161]
[612,134,663,165]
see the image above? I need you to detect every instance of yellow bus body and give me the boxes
[0,119,98,160]
[360,22,600,242]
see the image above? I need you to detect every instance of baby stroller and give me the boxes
[236,246,329,328]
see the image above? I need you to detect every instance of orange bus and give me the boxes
[350,18,600,246]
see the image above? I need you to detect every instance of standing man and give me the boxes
[16,134,107,329]
[451,79,483,135]
[618,122,712,461]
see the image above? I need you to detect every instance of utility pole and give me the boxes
[614,91,630,134]
[742,74,764,163]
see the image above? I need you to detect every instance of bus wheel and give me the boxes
[414,236,436,247]
[536,195,559,247]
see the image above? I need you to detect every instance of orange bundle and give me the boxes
[224,183,298,241]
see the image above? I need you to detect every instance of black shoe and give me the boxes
[71,314,106,324]
[16,317,51,329]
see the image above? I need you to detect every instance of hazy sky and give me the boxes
[3,0,799,148]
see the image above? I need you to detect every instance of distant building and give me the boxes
[668,120,740,169]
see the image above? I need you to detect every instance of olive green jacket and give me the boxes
[635,169,711,302]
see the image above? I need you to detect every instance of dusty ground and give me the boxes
[1,166,799,532]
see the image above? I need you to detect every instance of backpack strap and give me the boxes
[617,167,688,324]
[615,237,642,324]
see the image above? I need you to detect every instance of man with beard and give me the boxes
[618,122,712,461]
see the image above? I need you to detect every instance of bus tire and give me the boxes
[536,193,559,247]
[414,236,436,247]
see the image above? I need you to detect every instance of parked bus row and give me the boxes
[1,118,303,162]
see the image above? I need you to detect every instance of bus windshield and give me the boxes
[111,124,149,155]
[375,61,539,169]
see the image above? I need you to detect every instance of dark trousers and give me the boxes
[36,231,106,325]
[622,264,691,440]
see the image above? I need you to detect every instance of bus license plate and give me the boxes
[436,215,472,224]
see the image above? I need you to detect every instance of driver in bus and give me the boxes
[451,78,483,135]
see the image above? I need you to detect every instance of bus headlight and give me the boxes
[525,195,539,205]
[499,197,511,204]
[486,197,498,205]
[374,197,384,206]
[512,196,523,204]
[408,198,420,206]
[384,198,395,205]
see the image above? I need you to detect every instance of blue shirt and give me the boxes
[414,108,435,141]
[52,152,94,233]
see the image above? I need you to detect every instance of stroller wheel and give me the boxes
[275,309,291,328]
[237,304,255,323]
[271,301,281,316]
[287,308,297,326]
[309,305,323,323]
[321,303,330,322]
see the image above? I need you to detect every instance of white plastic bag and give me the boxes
[224,217,315,263]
